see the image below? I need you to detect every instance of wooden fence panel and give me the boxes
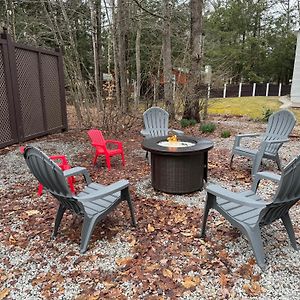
[0,30,67,149]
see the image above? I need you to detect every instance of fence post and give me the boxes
[56,48,68,131]
[252,83,256,96]
[278,83,282,97]
[266,83,269,96]
[223,83,227,98]
[0,28,19,146]
[238,82,242,97]
[207,83,211,99]
[4,28,24,141]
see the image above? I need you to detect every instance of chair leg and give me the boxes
[68,176,75,194]
[121,152,125,167]
[80,215,98,254]
[93,152,98,165]
[281,213,298,250]
[105,155,111,170]
[275,155,282,171]
[122,188,136,227]
[229,154,234,169]
[251,176,260,192]
[200,193,214,238]
[245,226,266,270]
[37,183,44,196]
[52,204,66,238]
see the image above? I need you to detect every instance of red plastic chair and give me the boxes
[20,147,75,196]
[87,129,125,170]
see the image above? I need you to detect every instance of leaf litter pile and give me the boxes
[0,115,300,300]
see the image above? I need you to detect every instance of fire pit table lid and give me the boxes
[142,135,213,155]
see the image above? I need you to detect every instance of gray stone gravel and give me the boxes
[1,118,300,299]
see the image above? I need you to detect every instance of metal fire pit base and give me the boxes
[142,136,213,194]
[151,152,205,194]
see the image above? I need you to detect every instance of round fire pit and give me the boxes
[142,135,213,194]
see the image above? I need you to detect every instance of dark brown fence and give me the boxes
[0,29,67,149]
[210,83,291,99]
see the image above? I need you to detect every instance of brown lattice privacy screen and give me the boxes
[0,29,67,149]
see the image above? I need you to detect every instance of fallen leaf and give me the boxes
[218,250,228,260]
[162,268,173,278]
[0,288,10,300]
[180,230,193,237]
[174,213,186,223]
[146,263,160,271]
[147,224,155,232]
[115,257,132,266]
[182,276,200,289]
[219,273,229,287]
[25,210,40,216]
[243,281,263,296]
[8,235,16,245]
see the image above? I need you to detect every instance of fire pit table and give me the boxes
[142,135,213,194]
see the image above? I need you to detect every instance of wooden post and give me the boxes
[238,82,242,97]
[252,83,256,97]
[223,83,227,98]
[266,83,269,96]
[278,83,282,97]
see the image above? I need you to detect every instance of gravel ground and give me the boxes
[0,117,300,299]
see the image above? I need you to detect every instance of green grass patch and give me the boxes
[207,96,281,120]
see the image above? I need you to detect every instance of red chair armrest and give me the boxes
[49,155,69,166]
[105,140,123,146]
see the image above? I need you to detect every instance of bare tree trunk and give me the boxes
[162,0,175,119]
[97,1,103,99]
[89,0,104,111]
[135,16,142,109]
[4,0,16,39]
[111,0,121,106]
[43,0,83,125]
[154,45,163,106]
[117,0,129,112]
[183,0,203,122]
[58,0,91,125]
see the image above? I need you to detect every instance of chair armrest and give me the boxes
[265,138,289,144]
[206,183,266,208]
[251,170,281,191]
[254,171,281,183]
[169,129,184,136]
[233,133,261,147]
[77,179,129,201]
[236,133,261,138]
[105,140,123,147]
[49,155,68,165]
[63,167,92,185]
[140,129,150,138]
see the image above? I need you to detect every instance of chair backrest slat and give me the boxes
[88,129,106,146]
[143,107,169,137]
[24,146,82,214]
[264,110,296,155]
[260,154,300,225]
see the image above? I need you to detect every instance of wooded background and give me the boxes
[1,0,299,126]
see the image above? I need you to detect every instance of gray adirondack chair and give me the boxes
[140,107,184,138]
[201,154,300,270]
[141,107,184,159]
[23,145,136,253]
[230,110,296,175]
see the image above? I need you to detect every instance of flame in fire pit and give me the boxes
[167,135,178,143]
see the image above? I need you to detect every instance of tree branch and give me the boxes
[133,0,165,20]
